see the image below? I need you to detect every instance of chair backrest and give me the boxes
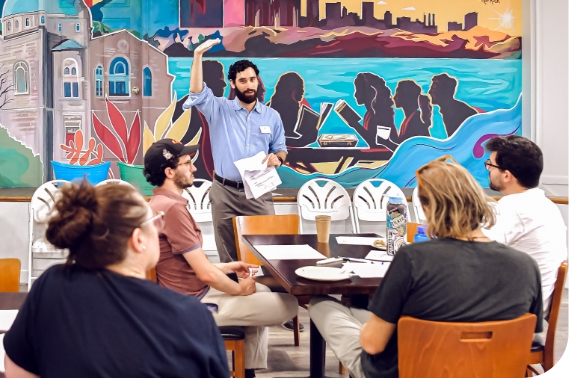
[352,179,407,233]
[0,258,21,292]
[182,179,213,223]
[95,179,134,187]
[398,313,537,378]
[146,268,157,283]
[30,180,69,223]
[297,179,351,233]
[233,214,300,266]
[412,187,426,223]
[542,260,568,370]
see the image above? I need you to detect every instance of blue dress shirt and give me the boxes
[183,83,287,182]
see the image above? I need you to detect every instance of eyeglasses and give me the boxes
[140,211,165,231]
[484,159,502,171]
[176,160,193,169]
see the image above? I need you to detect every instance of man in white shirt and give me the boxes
[483,135,567,315]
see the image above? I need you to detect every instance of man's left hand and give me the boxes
[262,153,281,168]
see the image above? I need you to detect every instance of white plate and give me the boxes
[295,266,352,281]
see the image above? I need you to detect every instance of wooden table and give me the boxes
[242,234,384,378]
[0,293,27,310]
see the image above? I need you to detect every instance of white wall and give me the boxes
[529,0,569,197]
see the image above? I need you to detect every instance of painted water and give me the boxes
[168,58,522,187]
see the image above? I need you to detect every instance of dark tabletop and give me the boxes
[243,234,385,296]
[0,292,27,310]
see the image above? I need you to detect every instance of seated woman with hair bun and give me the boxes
[3,180,229,378]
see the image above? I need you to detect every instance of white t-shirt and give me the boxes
[483,188,567,313]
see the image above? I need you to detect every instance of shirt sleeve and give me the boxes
[3,281,40,375]
[182,83,224,126]
[367,248,414,324]
[163,204,202,254]
[482,201,524,245]
[269,112,287,154]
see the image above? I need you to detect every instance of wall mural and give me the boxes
[0,0,522,192]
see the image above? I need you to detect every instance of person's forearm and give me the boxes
[201,265,243,295]
[190,52,204,94]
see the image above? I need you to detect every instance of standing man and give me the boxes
[483,135,567,315]
[183,39,287,264]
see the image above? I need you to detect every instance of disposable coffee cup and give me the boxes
[315,215,331,243]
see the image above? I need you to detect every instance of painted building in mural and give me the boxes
[0,0,523,189]
[0,0,172,180]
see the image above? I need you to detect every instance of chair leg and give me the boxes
[234,339,245,378]
[293,315,300,347]
[339,361,346,374]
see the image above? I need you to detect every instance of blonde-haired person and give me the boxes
[308,157,543,378]
[3,180,229,378]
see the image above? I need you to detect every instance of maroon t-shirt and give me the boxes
[149,188,208,296]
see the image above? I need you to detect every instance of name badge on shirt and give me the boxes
[260,126,271,134]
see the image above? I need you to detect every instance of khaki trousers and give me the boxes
[308,296,372,378]
[202,282,298,369]
[210,179,275,263]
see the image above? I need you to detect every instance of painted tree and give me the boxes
[0,64,14,109]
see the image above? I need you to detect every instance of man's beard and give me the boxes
[174,173,193,189]
[234,86,257,104]
[489,174,503,192]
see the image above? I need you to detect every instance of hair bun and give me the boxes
[45,181,98,250]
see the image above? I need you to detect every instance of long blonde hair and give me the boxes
[416,157,495,239]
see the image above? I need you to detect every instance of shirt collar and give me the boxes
[232,98,262,114]
[151,188,188,205]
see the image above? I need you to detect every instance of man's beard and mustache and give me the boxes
[234,86,257,104]
[489,174,503,192]
[174,172,193,190]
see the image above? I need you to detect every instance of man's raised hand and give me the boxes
[194,38,221,55]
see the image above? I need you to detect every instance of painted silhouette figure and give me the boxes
[266,72,314,147]
[428,73,477,137]
[353,72,396,147]
[391,80,432,144]
[177,60,226,179]
[228,75,266,102]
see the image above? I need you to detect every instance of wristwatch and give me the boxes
[277,156,284,167]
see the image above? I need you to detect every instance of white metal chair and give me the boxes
[351,179,407,233]
[297,178,351,233]
[412,187,426,223]
[182,179,217,256]
[28,180,69,288]
[95,179,134,187]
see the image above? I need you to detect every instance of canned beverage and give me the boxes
[386,196,408,256]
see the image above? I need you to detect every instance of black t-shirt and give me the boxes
[362,238,543,378]
[3,264,229,378]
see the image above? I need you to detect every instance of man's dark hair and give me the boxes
[228,60,259,82]
[143,156,180,187]
[485,135,543,188]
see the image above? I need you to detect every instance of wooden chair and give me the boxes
[145,266,245,378]
[233,214,304,346]
[527,260,568,375]
[398,313,537,378]
[0,258,21,292]
[222,326,245,378]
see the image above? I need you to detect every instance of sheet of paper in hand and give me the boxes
[234,151,282,199]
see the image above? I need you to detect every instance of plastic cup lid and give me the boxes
[388,196,405,204]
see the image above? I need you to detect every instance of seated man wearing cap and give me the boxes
[143,139,298,378]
